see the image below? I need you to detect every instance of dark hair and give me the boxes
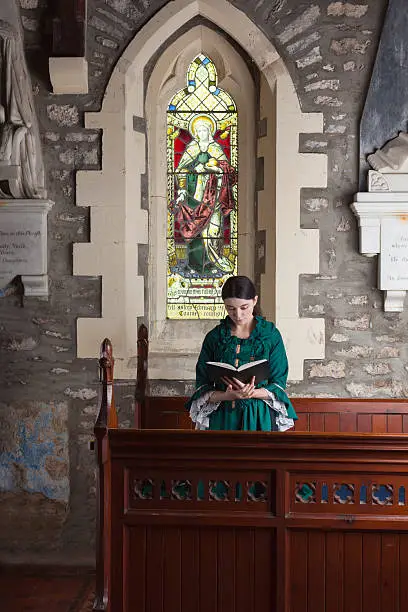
[221,275,261,315]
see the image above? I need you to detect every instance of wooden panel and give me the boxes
[339,412,357,432]
[344,533,362,612]
[372,414,387,433]
[289,531,308,612]
[399,534,408,611]
[126,527,146,612]
[146,527,164,612]
[309,413,324,432]
[218,530,236,612]
[104,429,408,611]
[294,412,308,431]
[357,413,372,432]
[181,529,200,612]
[307,531,325,612]
[254,530,273,611]
[324,412,340,432]
[200,529,218,612]
[288,530,408,612]
[380,534,398,612]
[362,533,381,612]
[387,414,403,433]
[325,532,343,612]
[163,528,182,611]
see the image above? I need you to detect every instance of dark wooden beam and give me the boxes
[52,0,86,57]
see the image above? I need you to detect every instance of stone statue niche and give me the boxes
[0,10,46,199]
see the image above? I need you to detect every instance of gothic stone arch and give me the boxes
[74,0,326,380]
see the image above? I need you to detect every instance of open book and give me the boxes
[206,359,270,384]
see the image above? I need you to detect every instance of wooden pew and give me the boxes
[135,325,408,432]
[94,336,408,612]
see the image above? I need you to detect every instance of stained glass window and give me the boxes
[167,54,238,319]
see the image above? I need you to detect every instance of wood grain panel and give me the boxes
[294,413,308,431]
[126,526,146,612]
[387,414,403,433]
[357,413,372,432]
[325,532,343,612]
[380,534,398,612]
[399,534,408,611]
[344,533,363,612]
[372,414,387,433]
[324,412,340,432]
[289,531,308,612]
[362,533,381,612]
[164,528,182,611]
[309,413,324,432]
[254,530,273,612]
[146,527,164,612]
[236,530,255,612]
[200,529,218,612]
[218,530,236,612]
[307,531,325,612]
[181,529,200,612]
[339,412,357,432]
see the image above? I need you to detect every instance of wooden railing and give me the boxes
[93,338,118,612]
[102,428,408,612]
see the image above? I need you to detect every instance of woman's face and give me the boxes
[195,124,210,142]
[224,296,258,326]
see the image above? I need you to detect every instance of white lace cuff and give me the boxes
[263,389,294,432]
[189,390,220,430]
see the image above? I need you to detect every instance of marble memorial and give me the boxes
[352,131,408,311]
[0,1,53,297]
[0,200,53,296]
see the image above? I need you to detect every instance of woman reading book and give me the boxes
[187,275,297,431]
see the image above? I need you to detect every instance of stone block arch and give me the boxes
[74,0,326,380]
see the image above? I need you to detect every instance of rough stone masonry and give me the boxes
[1,0,406,563]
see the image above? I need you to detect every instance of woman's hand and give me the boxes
[222,376,256,399]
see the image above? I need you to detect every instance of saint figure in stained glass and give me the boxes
[167,54,238,319]
[174,114,236,275]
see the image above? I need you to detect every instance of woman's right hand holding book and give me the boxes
[210,376,256,402]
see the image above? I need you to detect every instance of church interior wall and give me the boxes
[1,0,404,564]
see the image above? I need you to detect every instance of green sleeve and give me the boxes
[185,331,216,411]
[263,328,298,420]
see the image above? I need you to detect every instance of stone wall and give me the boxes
[2,0,405,563]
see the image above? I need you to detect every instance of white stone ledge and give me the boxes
[49,57,88,95]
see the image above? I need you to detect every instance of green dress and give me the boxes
[186,316,297,431]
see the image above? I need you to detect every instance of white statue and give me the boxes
[0,17,46,199]
[368,131,408,174]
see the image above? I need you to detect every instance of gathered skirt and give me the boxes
[208,399,278,431]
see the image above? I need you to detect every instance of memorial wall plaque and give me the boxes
[380,218,408,290]
[0,200,53,296]
[352,171,408,312]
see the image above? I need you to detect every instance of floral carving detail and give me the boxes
[369,171,389,192]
